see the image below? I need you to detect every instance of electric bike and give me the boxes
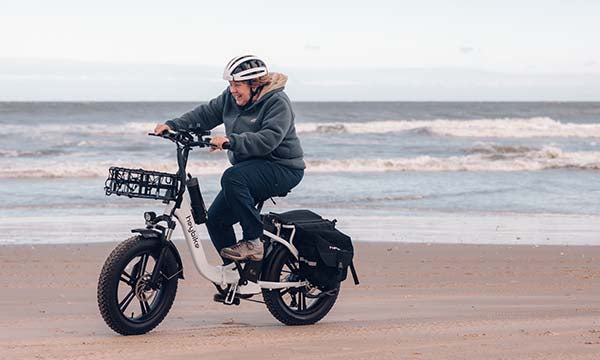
[97,130,344,335]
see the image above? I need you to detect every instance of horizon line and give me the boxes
[2,100,600,103]
[3,57,600,77]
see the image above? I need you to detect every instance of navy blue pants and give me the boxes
[205,159,304,260]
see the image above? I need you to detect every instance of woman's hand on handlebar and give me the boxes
[210,135,230,152]
[151,124,221,148]
[154,123,172,135]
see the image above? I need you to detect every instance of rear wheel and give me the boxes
[97,236,179,335]
[262,246,339,325]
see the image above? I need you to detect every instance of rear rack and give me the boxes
[104,167,180,201]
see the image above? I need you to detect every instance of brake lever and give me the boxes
[191,129,211,137]
[148,132,226,149]
[202,137,230,149]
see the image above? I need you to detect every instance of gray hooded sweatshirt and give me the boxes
[166,73,305,170]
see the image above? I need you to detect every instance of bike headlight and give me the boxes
[144,212,156,223]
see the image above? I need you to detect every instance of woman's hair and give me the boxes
[248,74,271,89]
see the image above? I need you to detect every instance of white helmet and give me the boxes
[223,55,268,81]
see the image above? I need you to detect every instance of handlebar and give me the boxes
[146,129,230,188]
[148,129,230,150]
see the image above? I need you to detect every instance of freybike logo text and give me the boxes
[186,215,200,248]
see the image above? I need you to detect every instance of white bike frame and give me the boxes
[163,194,307,294]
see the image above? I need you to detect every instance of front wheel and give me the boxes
[97,236,179,335]
[262,246,339,325]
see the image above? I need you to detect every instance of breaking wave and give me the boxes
[1,147,598,178]
[2,117,600,139]
[0,149,66,157]
[306,148,600,172]
[295,117,600,138]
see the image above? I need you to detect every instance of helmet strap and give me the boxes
[247,84,265,107]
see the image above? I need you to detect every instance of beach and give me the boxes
[2,240,600,359]
[1,101,600,359]
[3,0,600,358]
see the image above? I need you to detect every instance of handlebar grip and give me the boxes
[148,130,177,137]
[222,142,231,150]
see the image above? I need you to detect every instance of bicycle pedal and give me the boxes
[213,293,226,303]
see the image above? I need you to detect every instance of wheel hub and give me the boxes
[134,274,156,302]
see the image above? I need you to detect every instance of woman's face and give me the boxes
[229,81,252,106]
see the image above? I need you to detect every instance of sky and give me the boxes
[1,0,599,100]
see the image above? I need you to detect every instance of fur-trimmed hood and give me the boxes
[254,72,288,102]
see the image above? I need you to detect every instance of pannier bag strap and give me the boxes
[349,261,359,285]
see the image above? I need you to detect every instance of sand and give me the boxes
[2,241,600,359]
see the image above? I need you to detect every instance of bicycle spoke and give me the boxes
[120,271,133,286]
[296,292,301,309]
[299,292,306,311]
[139,299,150,315]
[285,261,298,272]
[138,254,149,277]
[280,288,291,297]
[119,289,136,313]
[289,292,298,308]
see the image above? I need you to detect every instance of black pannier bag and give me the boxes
[266,210,359,290]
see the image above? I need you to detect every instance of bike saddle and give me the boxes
[255,191,290,212]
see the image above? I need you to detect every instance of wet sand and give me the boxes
[2,241,600,359]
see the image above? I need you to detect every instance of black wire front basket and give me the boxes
[104,167,180,201]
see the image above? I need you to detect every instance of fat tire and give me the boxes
[97,236,178,335]
[262,246,339,326]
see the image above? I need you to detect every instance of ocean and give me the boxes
[1,101,599,245]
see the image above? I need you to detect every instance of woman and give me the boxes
[154,55,305,263]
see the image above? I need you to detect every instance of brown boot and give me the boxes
[220,239,264,261]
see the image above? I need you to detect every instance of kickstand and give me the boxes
[225,282,238,305]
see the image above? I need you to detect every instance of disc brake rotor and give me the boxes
[134,274,156,302]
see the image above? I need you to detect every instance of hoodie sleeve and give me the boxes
[165,90,227,131]
[227,95,292,156]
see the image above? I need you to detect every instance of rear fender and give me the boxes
[260,243,290,281]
